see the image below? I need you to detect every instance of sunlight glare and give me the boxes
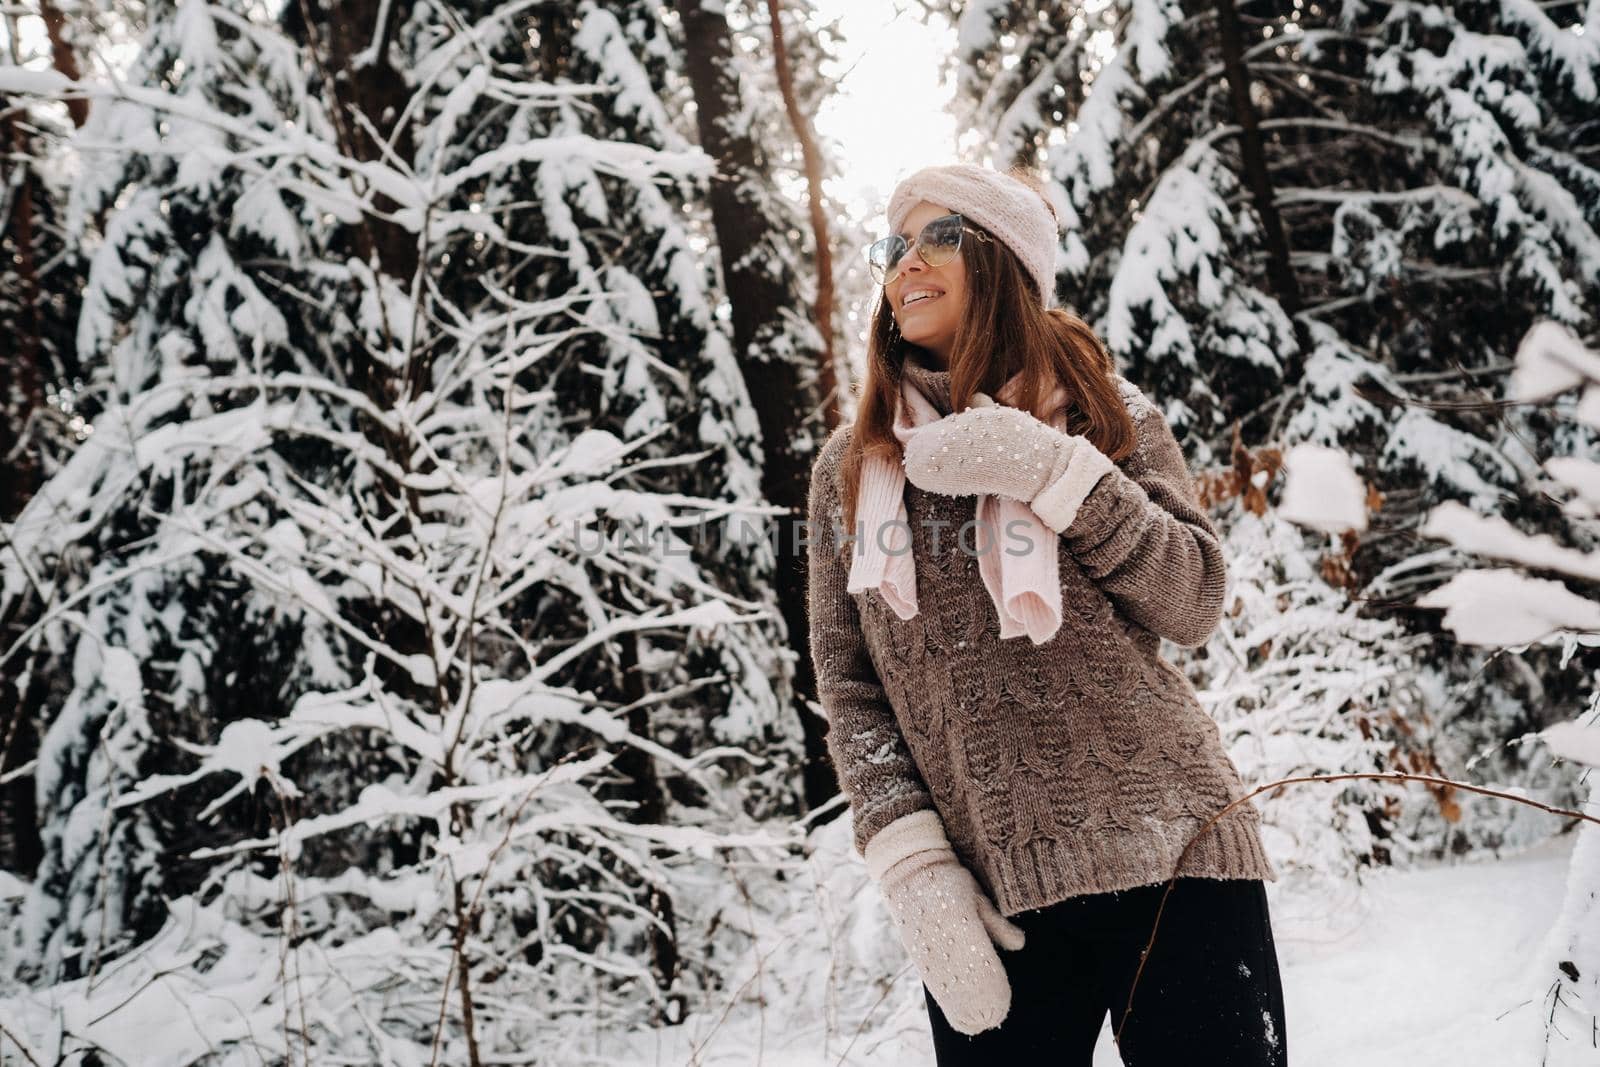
[809,1,960,233]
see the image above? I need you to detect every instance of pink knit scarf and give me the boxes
[845,370,1071,645]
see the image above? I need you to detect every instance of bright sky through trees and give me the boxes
[808,1,960,234]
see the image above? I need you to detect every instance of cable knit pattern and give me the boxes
[805,361,1278,916]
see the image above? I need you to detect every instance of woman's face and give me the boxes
[884,199,972,369]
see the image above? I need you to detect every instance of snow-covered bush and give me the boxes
[0,1,807,1059]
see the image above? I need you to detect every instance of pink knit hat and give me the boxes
[887,163,1061,309]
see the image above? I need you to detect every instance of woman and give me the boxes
[805,163,1288,1064]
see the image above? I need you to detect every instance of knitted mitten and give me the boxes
[864,809,1026,1035]
[901,396,1118,533]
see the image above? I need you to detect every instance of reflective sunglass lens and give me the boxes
[867,214,967,283]
[867,235,907,283]
[920,216,963,263]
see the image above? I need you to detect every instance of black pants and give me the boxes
[924,877,1287,1065]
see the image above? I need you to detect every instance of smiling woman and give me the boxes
[806,161,1289,1065]
[877,206,988,367]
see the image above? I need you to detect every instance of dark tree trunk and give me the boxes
[1214,0,1308,364]
[39,0,89,128]
[1,104,45,523]
[673,0,837,812]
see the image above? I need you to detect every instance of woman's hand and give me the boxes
[902,399,1080,503]
[865,809,1025,1035]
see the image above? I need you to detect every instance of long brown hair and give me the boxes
[838,166,1137,535]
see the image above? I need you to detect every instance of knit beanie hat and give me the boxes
[886,163,1060,309]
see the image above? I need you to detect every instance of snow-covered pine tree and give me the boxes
[1191,469,1437,890]
[925,0,1600,866]
[1293,0,1600,856]
[0,0,810,1058]
[667,0,853,813]
[0,9,93,892]
[1406,319,1600,1065]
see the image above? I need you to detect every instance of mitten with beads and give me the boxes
[901,396,1117,533]
[864,808,1026,1035]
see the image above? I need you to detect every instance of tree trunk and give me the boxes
[1,104,44,523]
[765,0,840,429]
[674,0,837,812]
[39,0,88,128]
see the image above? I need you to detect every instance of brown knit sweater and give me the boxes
[805,360,1278,916]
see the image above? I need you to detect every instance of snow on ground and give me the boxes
[608,822,1580,1066]
[0,821,1580,1065]
[1277,828,1578,1067]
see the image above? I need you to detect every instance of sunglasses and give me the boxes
[865,212,992,286]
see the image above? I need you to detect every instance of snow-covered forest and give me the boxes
[1,0,1597,1063]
